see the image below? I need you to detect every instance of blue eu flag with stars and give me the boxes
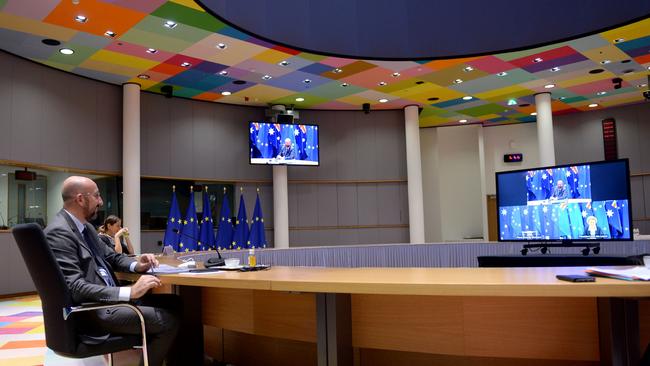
[232,192,249,249]
[248,192,267,248]
[215,190,233,250]
[198,187,216,251]
[162,187,182,252]
[179,188,199,252]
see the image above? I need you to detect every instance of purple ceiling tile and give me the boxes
[523,53,588,73]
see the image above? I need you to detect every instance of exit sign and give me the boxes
[503,153,523,163]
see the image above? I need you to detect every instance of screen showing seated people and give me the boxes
[496,159,632,242]
[249,122,319,166]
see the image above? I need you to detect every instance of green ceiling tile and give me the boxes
[151,2,226,33]
[47,44,98,66]
[299,52,327,62]
[301,81,365,99]
[457,103,510,117]
[562,96,589,104]
[119,28,194,53]
[0,0,8,10]
[172,87,204,98]
[271,93,329,108]
[132,15,212,44]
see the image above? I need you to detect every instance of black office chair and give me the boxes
[12,223,149,365]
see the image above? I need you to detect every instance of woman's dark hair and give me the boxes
[98,215,121,234]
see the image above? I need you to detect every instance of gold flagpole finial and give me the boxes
[205,185,208,192]
[190,186,194,192]
[172,185,176,192]
[256,187,260,193]
[240,186,243,193]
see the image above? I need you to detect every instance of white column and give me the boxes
[404,105,425,243]
[535,92,555,166]
[122,83,141,254]
[477,128,489,241]
[271,104,289,248]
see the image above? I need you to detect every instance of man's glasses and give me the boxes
[80,191,101,198]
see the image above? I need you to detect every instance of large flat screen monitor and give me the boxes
[496,159,632,242]
[249,122,319,166]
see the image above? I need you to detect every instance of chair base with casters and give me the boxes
[11,223,150,366]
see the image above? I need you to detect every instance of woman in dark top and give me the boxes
[98,215,135,255]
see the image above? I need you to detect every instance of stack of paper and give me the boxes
[149,264,190,274]
[585,266,650,281]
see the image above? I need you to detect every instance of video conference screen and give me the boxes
[249,122,319,166]
[496,159,632,242]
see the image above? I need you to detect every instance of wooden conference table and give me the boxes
[123,265,650,366]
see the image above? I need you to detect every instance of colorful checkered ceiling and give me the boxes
[0,0,648,127]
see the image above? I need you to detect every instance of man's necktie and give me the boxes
[82,226,117,287]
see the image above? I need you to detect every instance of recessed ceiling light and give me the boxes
[530,112,537,116]
[164,20,177,29]
[391,72,401,77]
[378,81,387,86]
[221,91,231,96]
[219,70,228,76]
[74,15,87,23]
[518,103,530,107]
[216,43,227,50]
[279,60,290,66]
[507,99,517,105]
[59,48,74,55]
[262,75,272,80]
[233,80,246,85]
[332,68,342,73]
[588,103,599,108]
[104,30,116,38]
[647,66,650,70]
[559,96,566,100]
[453,79,463,84]
[550,67,561,72]
[459,119,467,123]
[302,79,311,84]
[180,62,191,67]
[462,96,473,100]
[340,83,349,87]
[137,74,150,80]
[415,81,424,85]
[614,38,625,43]
[533,57,543,63]
[544,84,556,89]
[295,97,305,102]
[463,66,474,72]
[600,60,611,65]
[428,97,439,101]
[621,59,632,63]
[597,91,607,96]
[41,39,61,46]
[589,68,605,74]
[378,98,388,103]
[497,71,508,77]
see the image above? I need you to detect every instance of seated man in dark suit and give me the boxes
[277,137,296,160]
[45,176,180,366]
[550,179,569,200]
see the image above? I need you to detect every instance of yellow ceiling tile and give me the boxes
[338,94,373,105]
[253,49,294,64]
[555,72,613,88]
[126,77,158,90]
[235,84,295,101]
[474,85,532,100]
[182,33,266,66]
[581,45,630,63]
[169,0,207,12]
[420,115,453,127]
[78,58,146,77]
[600,18,650,43]
[89,50,158,70]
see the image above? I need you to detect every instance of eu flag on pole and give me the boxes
[248,190,267,248]
[179,187,199,252]
[162,186,182,252]
[198,187,216,251]
[232,191,249,249]
[215,189,233,251]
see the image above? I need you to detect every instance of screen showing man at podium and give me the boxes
[497,159,632,241]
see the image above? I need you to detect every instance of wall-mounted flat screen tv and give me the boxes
[249,122,319,166]
[496,159,632,242]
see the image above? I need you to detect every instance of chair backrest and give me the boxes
[12,223,78,354]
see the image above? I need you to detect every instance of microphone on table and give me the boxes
[172,228,225,267]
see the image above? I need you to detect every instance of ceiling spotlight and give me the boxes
[597,91,607,96]
[497,71,508,77]
[459,119,468,123]
[378,81,387,86]
[533,57,543,63]
[221,91,231,96]
[463,66,474,72]
[164,20,177,29]
[216,43,227,49]
[530,112,537,116]
[332,68,342,73]
[146,48,158,54]
[614,38,625,43]
[262,75,272,80]
[378,98,388,103]
[180,62,191,67]
[295,97,305,102]
[550,67,561,72]
[559,96,566,100]
[638,83,648,88]
[59,48,74,55]
[544,84,556,89]
[104,30,116,38]
[391,72,401,77]
[137,74,150,79]
[462,96,473,100]
[219,70,228,76]
[302,79,311,84]
[279,60,290,66]
[600,60,611,65]
[588,103,599,108]
[340,83,349,87]
[507,99,517,105]
[74,15,87,23]
[647,66,650,70]
[42,39,61,46]
[453,79,463,84]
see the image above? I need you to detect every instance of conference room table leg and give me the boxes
[317,293,353,366]
[597,298,640,366]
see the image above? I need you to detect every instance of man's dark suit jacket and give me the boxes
[45,209,135,304]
